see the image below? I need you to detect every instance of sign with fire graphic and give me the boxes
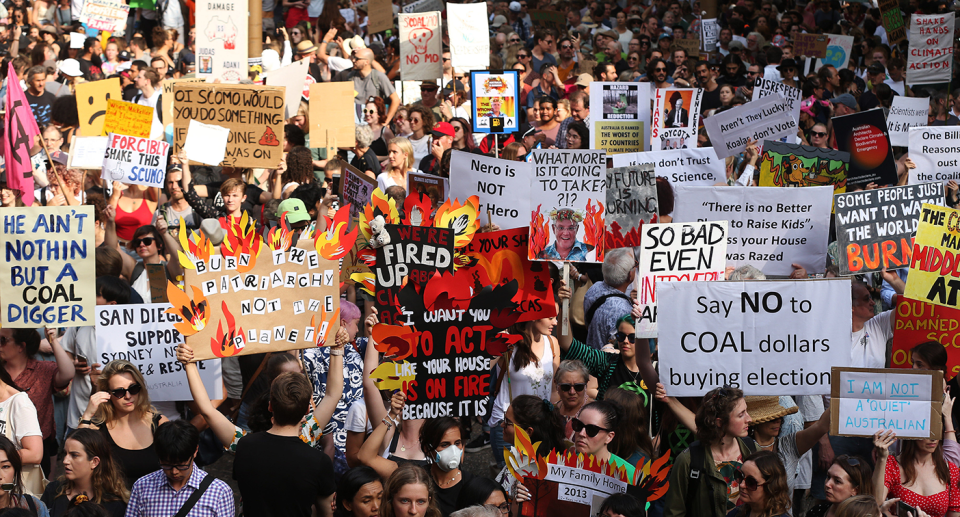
[167,208,355,361]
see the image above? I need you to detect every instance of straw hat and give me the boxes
[745,396,798,424]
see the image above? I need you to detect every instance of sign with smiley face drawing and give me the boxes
[76,77,121,137]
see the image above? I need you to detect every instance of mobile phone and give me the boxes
[76,355,88,365]
[898,500,915,517]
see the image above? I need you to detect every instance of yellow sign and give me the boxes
[904,203,960,309]
[102,99,153,138]
[594,121,645,154]
[76,78,121,137]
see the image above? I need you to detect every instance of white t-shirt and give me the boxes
[850,310,894,368]
[409,134,432,164]
[136,89,164,140]
[61,326,97,429]
[0,392,42,448]
[345,400,373,433]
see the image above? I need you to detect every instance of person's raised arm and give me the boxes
[872,430,896,505]
[556,279,573,352]
[655,382,696,431]
[318,28,337,65]
[176,342,239,447]
[386,92,400,124]
[102,203,136,279]
[155,216,183,279]
[362,307,389,425]
[632,304,660,387]
[793,409,829,456]
[176,151,217,218]
[44,328,76,387]
[357,391,404,479]
[313,327,348,429]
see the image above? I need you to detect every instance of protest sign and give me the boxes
[793,33,829,58]
[879,0,907,44]
[265,59,310,118]
[651,88,702,150]
[408,171,449,210]
[908,12,955,85]
[79,0,129,32]
[909,127,960,185]
[340,164,377,222]
[447,3,489,74]
[399,12,442,81]
[449,150,530,228]
[831,367,942,439]
[529,150,606,262]
[892,298,960,374]
[401,0,442,13]
[173,83,284,169]
[751,78,801,126]
[611,148,724,188]
[589,82,649,154]
[471,71,519,134]
[675,38,700,57]
[758,141,848,195]
[182,120,230,166]
[67,136,109,169]
[833,109,898,187]
[76,78,121,137]
[701,19,719,51]
[0,206,96,327]
[528,10,565,33]
[375,225,455,325]
[96,304,222,401]
[658,279,852,396]
[887,97,929,146]
[309,82,357,148]
[161,77,204,133]
[703,94,798,159]
[367,0,393,33]
[835,183,943,275]
[195,0,247,82]
[673,185,833,275]
[102,99,153,138]
[605,165,658,249]
[636,221,727,338]
[4,64,42,206]
[101,133,170,188]
[816,34,855,70]
[904,203,960,310]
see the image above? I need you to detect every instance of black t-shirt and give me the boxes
[234,432,335,517]
[351,148,382,176]
[700,87,722,113]
[859,91,880,112]
[25,91,56,127]
[42,480,127,517]
[78,58,102,79]
[607,359,646,394]
[433,469,475,517]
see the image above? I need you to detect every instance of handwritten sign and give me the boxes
[1,206,96,327]
[447,3,489,73]
[879,0,906,44]
[102,99,153,138]
[892,298,960,374]
[374,225,455,325]
[195,0,247,82]
[604,164,658,249]
[703,94,797,159]
[79,0,129,32]
[161,78,205,131]
[908,13,955,85]
[449,150,530,228]
[904,203,960,310]
[793,33,828,58]
[101,133,171,188]
[831,367,941,439]
[399,12,442,81]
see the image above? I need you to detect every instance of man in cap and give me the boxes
[507,1,528,40]
[413,81,442,124]
[830,93,859,116]
[593,29,619,62]
[277,198,313,234]
[858,62,887,111]
[419,122,455,176]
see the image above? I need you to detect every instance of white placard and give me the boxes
[658,279,852,396]
[265,59,311,118]
[751,77,802,126]
[816,34,855,70]
[96,304,223,402]
[447,3,489,74]
[908,126,960,185]
[636,221,727,338]
[68,136,109,169]
[835,369,938,438]
[672,185,833,275]
[703,94,798,159]
[907,12,955,85]
[449,150,530,228]
[79,0,129,32]
[702,18,719,51]
[651,88,703,150]
[588,82,650,154]
[101,133,170,188]
[196,0,248,82]
[610,148,724,188]
[183,119,230,166]
[399,12,443,81]
[887,97,930,147]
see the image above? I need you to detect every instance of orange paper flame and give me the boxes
[403,192,434,226]
[360,189,401,241]
[266,214,293,252]
[222,212,263,273]
[433,196,480,249]
[309,308,341,346]
[165,282,208,336]
[177,219,213,269]
[372,323,421,361]
[211,301,244,358]
[316,205,359,260]
[528,205,549,260]
[583,199,605,262]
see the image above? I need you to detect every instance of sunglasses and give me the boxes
[811,131,827,137]
[510,38,521,43]
[109,383,142,399]
[443,57,451,62]
[654,67,667,72]
[616,331,635,342]
[133,237,155,247]
[571,418,610,437]
[561,44,573,49]
[839,456,861,467]
[734,468,766,491]
[517,53,530,58]
[363,109,376,115]
[559,383,586,393]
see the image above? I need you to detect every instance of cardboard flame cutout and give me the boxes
[528,205,550,259]
[177,219,213,269]
[211,301,244,357]
[316,205,359,260]
[582,199,605,262]
[433,195,481,249]
[267,215,293,252]
[165,284,209,336]
[309,308,341,347]
[222,212,262,273]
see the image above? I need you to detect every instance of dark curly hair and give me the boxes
[510,395,566,456]
[694,386,745,446]
[283,146,315,186]
[566,121,589,149]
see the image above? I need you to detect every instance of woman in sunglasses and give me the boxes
[393,107,414,139]
[558,314,650,402]
[41,429,128,517]
[554,360,591,442]
[807,123,831,150]
[363,96,394,160]
[806,455,874,517]
[571,400,635,477]
[727,450,791,517]
[124,225,183,303]
[78,360,168,488]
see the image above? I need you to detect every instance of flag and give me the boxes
[3,62,41,205]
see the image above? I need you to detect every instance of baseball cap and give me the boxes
[277,198,311,225]
[431,121,455,138]
[868,62,886,75]
[830,93,858,110]
[492,14,508,27]
[509,1,521,11]
[575,73,593,87]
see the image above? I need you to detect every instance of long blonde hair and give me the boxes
[388,137,416,171]
[93,361,156,425]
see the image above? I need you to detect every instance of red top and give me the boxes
[115,193,155,241]
[13,359,61,439]
[885,455,960,517]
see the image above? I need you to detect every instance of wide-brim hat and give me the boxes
[745,396,798,424]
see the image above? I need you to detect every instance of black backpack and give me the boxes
[685,437,758,517]
[584,292,632,324]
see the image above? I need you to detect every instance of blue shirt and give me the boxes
[538,239,590,261]
[126,465,234,517]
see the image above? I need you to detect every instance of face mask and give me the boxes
[433,445,463,472]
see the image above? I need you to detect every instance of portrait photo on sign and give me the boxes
[471,70,519,133]
[652,88,702,150]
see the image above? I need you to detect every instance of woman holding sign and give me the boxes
[873,429,960,517]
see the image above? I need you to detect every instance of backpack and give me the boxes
[132,93,163,125]
[584,292,632,325]
[685,437,758,517]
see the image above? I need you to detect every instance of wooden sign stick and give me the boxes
[561,263,570,336]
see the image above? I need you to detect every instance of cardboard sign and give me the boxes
[831,367,942,439]
[76,78,121,137]
[651,88,702,151]
[833,109,898,188]
[909,127,960,185]
[67,136,109,169]
[604,165,658,249]
[447,3,489,74]
[904,203,960,310]
[1,206,96,327]
[611,148,725,188]
[309,82,356,149]
[401,0,442,13]
[101,133,171,188]
[79,0,129,32]
[407,171,449,210]
[173,83,285,168]
[95,304,222,401]
[751,78,801,126]
[146,263,167,303]
[672,185,833,275]
[367,0,393,33]
[195,0,248,82]
[887,97,929,147]
[399,12,443,81]
[793,33,829,58]
[674,38,700,56]
[758,141,848,195]
[471,71,519,134]
[879,0,907,44]
[265,59,310,118]
[529,150,607,262]
[340,164,377,222]
[103,99,153,138]
[703,94,798,159]
[528,9,565,33]
[636,221,727,338]
[816,34,855,70]
[374,225,455,325]
[892,298,960,374]
[589,82,649,154]
[658,279,852,396]
[835,183,944,275]
[449,150,530,229]
[908,13,955,85]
